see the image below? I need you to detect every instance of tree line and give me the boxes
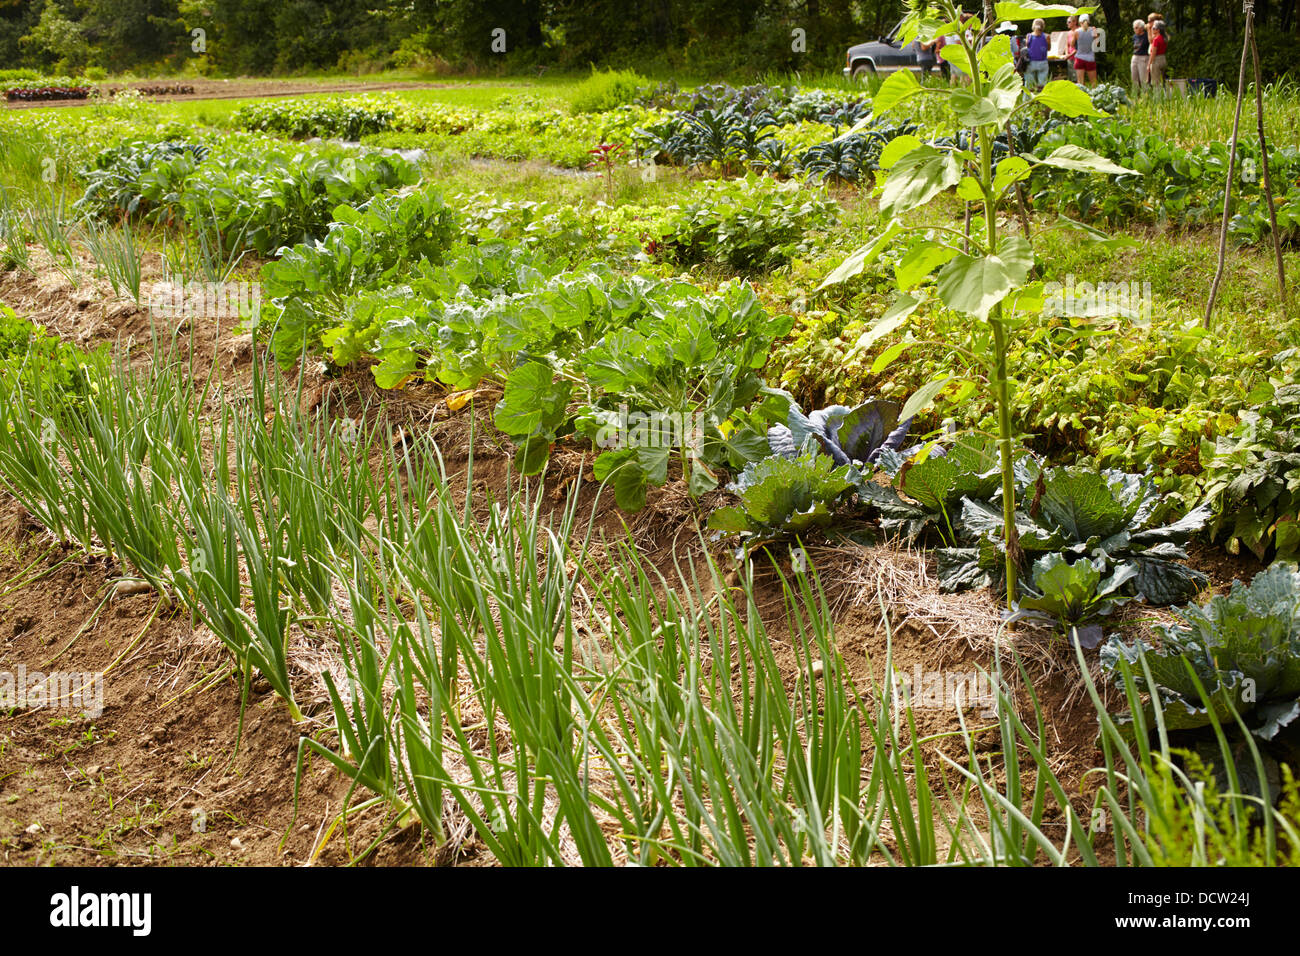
[1,0,1296,84]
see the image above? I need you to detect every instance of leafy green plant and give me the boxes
[656,174,835,270]
[570,69,649,114]
[1202,353,1300,561]
[1029,116,1300,238]
[74,140,209,221]
[1008,552,1135,648]
[258,187,458,361]
[0,307,96,411]
[178,146,420,257]
[1084,83,1130,115]
[708,451,858,550]
[861,435,1004,543]
[1102,562,1300,798]
[231,94,400,140]
[764,393,912,472]
[76,135,420,257]
[637,106,779,172]
[798,121,920,185]
[940,466,1211,602]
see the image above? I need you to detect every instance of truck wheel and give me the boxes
[851,63,876,82]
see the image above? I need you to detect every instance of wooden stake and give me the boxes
[1250,22,1289,310]
[1204,4,1254,330]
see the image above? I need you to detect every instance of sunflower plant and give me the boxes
[820,0,1135,606]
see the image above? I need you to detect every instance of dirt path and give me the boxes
[4,78,458,110]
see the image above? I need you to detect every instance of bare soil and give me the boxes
[0,243,1267,866]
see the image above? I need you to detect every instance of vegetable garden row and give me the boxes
[1,1,1299,865]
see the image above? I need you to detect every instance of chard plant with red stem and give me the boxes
[587,142,625,206]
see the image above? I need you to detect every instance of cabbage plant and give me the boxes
[1102,563,1300,795]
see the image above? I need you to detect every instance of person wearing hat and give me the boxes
[1025,18,1051,88]
[996,20,1024,72]
[1072,13,1099,86]
[1131,19,1149,91]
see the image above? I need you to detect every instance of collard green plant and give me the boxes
[656,174,835,270]
[74,139,209,220]
[76,135,419,258]
[1029,116,1300,237]
[821,0,1135,607]
[259,187,458,362]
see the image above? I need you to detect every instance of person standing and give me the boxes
[1026,19,1051,88]
[1130,19,1149,91]
[1073,13,1099,86]
[997,20,1023,69]
[1064,14,1078,81]
[1148,19,1168,93]
[917,35,938,79]
[948,11,976,84]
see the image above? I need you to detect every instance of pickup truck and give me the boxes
[843,20,941,79]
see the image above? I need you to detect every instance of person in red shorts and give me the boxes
[1072,13,1099,86]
